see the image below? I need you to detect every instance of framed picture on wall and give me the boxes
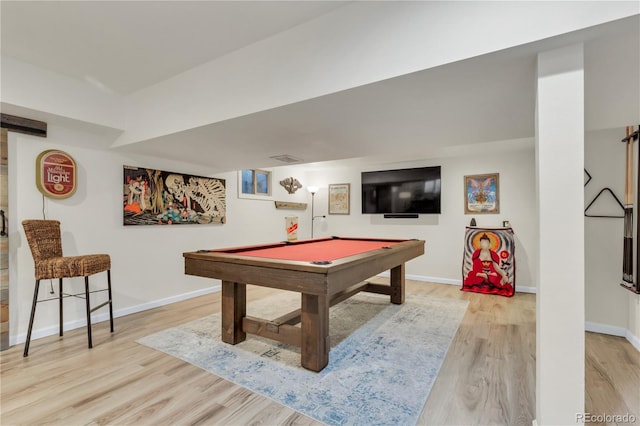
[464,173,500,214]
[123,165,226,225]
[328,183,350,215]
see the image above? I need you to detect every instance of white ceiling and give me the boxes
[118,15,639,171]
[0,1,347,95]
[119,48,538,170]
[1,3,638,172]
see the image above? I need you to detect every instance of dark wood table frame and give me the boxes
[183,237,425,372]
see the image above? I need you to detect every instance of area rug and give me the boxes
[137,291,468,426]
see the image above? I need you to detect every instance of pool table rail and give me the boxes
[184,238,424,296]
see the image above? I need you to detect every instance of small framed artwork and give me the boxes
[328,183,350,215]
[464,173,499,214]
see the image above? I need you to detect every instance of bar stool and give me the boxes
[21,220,114,356]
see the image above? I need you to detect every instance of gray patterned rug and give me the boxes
[137,291,468,426]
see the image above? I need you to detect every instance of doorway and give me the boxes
[1,128,8,350]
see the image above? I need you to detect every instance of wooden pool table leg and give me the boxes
[221,280,246,344]
[301,293,329,372]
[390,263,406,304]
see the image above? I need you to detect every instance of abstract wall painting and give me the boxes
[123,166,226,226]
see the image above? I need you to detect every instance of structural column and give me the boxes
[535,44,585,425]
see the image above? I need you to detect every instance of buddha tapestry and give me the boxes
[462,227,515,297]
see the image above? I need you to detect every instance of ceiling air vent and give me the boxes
[270,154,303,164]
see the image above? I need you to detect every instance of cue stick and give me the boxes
[622,125,635,286]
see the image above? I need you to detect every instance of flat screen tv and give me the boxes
[362,166,441,214]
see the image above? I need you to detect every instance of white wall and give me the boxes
[584,127,640,346]
[11,120,639,352]
[585,128,631,328]
[8,122,314,344]
[307,146,538,290]
[630,296,640,348]
[9,121,537,346]
[1,56,124,130]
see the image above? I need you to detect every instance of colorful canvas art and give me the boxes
[123,166,226,226]
[462,227,515,297]
[464,173,499,214]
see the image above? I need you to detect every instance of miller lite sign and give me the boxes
[36,150,77,199]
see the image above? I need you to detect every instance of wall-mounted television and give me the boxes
[362,166,441,215]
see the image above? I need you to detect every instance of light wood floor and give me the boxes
[1,281,638,425]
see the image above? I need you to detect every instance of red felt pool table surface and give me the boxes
[213,238,402,262]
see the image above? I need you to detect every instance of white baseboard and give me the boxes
[585,321,640,352]
[625,330,640,352]
[514,285,537,294]
[409,274,462,286]
[11,285,221,345]
[585,321,627,337]
[16,278,639,354]
[377,272,537,294]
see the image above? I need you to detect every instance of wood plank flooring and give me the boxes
[1,281,638,425]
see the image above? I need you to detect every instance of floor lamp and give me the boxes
[308,186,318,238]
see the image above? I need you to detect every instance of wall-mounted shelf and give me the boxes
[274,201,307,210]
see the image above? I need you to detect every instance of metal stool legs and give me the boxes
[23,271,114,356]
[23,280,41,357]
[85,270,115,349]
[85,276,93,349]
[59,278,63,336]
[107,270,114,333]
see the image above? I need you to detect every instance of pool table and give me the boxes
[183,236,425,371]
